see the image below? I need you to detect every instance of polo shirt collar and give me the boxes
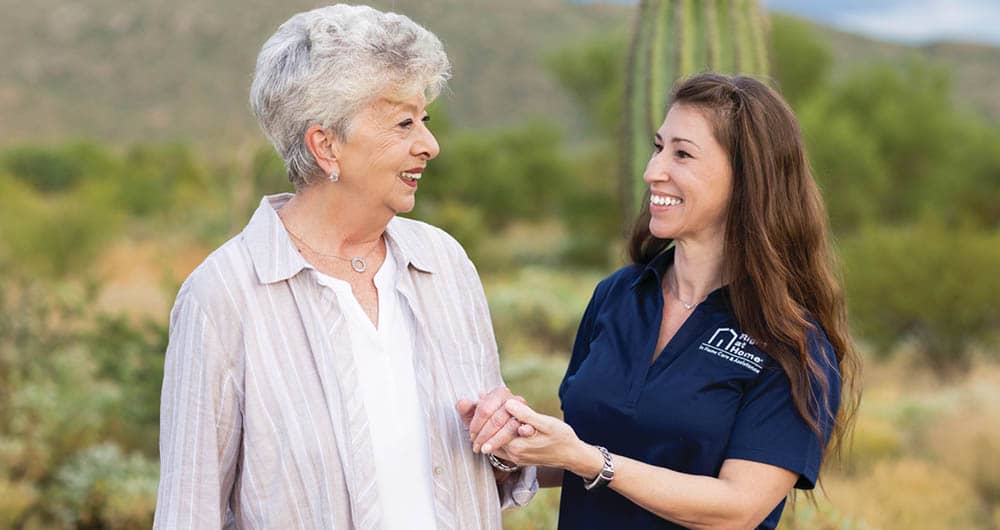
[243,193,436,285]
[629,244,677,290]
[628,243,730,308]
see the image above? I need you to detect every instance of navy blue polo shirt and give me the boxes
[557,248,841,530]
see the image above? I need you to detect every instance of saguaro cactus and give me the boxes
[621,0,769,226]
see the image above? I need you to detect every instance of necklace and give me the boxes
[667,270,701,310]
[281,219,381,274]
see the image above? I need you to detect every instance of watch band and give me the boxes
[583,445,614,490]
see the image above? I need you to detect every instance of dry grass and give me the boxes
[92,237,210,319]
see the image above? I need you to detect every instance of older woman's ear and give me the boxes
[304,125,341,182]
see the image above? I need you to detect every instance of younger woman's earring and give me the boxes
[329,170,339,182]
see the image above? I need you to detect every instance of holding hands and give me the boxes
[456,389,603,480]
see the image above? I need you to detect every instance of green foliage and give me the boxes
[413,121,579,263]
[0,173,124,278]
[0,278,165,528]
[545,33,628,133]
[1,145,86,193]
[425,121,574,225]
[798,96,890,232]
[769,15,832,107]
[842,225,1000,374]
[117,143,209,217]
[501,355,568,419]
[486,267,605,355]
[49,444,158,530]
[774,25,1000,234]
[824,61,961,224]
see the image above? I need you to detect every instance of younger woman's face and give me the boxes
[643,104,733,246]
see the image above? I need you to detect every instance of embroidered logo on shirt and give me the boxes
[698,328,763,373]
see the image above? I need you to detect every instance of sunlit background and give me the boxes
[0,1,998,529]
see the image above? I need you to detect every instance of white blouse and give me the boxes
[313,252,436,530]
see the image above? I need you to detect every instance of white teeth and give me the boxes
[650,195,682,206]
[401,172,422,180]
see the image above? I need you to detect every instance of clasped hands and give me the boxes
[456,386,596,476]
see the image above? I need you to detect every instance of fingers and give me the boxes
[468,386,512,442]
[480,417,521,454]
[473,405,515,451]
[455,399,476,429]
[504,399,546,429]
[518,423,536,437]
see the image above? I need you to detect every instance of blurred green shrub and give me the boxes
[842,225,1000,375]
[0,174,123,279]
[418,121,575,227]
[0,278,164,529]
[117,143,209,217]
[486,268,605,355]
[0,143,116,194]
[770,15,833,108]
[502,354,568,418]
[50,444,158,530]
[545,32,627,134]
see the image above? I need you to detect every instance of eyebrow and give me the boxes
[654,133,700,150]
[672,137,700,150]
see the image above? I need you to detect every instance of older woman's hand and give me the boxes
[455,386,535,454]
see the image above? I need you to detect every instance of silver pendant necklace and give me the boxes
[667,270,700,310]
[281,219,381,274]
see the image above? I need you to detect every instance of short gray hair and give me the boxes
[250,4,451,188]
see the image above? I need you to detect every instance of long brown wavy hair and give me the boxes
[629,73,860,463]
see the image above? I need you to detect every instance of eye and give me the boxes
[421,114,431,123]
[675,149,692,159]
[653,141,663,153]
[398,118,414,128]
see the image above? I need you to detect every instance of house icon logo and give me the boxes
[708,328,739,350]
[698,327,763,373]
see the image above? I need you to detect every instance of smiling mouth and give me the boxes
[650,194,682,207]
[400,171,422,183]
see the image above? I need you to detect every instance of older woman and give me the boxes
[153,5,535,529]
[467,74,861,529]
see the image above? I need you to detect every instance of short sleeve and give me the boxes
[558,280,606,404]
[723,330,841,490]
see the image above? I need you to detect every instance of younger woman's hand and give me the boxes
[491,399,600,478]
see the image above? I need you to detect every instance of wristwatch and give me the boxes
[583,445,614,490]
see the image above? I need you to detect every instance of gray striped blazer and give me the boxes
[154,194,537,529]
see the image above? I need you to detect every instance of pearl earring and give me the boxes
[329,170,339,182]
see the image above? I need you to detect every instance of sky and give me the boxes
[572,0,1000,46]
[763,0,1000,46]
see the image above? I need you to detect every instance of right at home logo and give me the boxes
[698,328,763,374]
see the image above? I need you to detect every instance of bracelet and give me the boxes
[583,445,614,490]
[487,453,520,472]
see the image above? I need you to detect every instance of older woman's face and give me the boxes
[644,104,733,245]
[335,91,439,215]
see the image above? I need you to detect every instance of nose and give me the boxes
[414,122,440,160]
[643,149,669,184]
